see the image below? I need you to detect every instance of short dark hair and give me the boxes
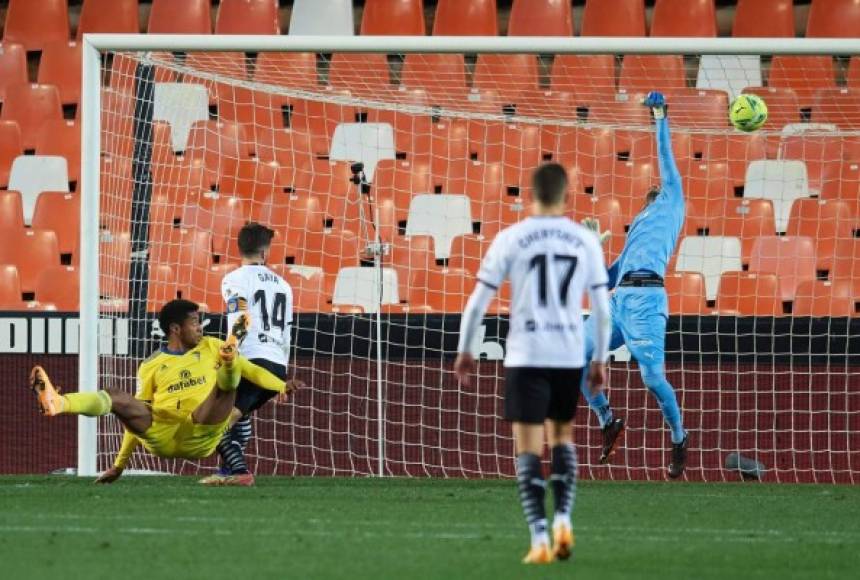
[158,299,199,335]
[532,163,569,207]
[237,222,275,257]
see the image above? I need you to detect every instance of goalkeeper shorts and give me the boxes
[139,415,230,460]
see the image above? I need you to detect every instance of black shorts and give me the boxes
[504,367,584,424]
[234,358,287,415]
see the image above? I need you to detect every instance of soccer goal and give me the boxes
[79,34,860,483]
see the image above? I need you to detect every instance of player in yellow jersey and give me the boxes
[28,299,290,483]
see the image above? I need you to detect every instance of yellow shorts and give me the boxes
[139,416,229,460]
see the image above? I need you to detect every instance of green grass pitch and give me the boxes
[1,477,858,580]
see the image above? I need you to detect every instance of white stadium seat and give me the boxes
[332,266,399,313]
[743,160,810,233]
[289,0,355,36]
[675,236,743,301]
[8,155,69,225]
[329,122,396,182]
[405,194,473,260]
[696,55,762,99]
[153,83,210,152]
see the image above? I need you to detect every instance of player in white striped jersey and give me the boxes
[455,163,611,565]
[199,222,300,486]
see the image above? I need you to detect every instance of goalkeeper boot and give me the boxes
[522,542,554,565]
[598,418,625,464]
[28,366,65,416]
[552,522,575,561]
[668,434,689,479]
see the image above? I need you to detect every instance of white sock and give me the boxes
[529,519,550,548]
[553,512,572,530]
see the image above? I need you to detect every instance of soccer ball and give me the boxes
[729,94,768,132]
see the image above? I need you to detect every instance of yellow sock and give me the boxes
[217,358,242,392]
[62,391,112,417]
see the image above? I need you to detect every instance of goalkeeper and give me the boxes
[27,299,290,483]
[579,91,689,478]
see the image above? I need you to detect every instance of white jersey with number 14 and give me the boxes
[221,265,293,365]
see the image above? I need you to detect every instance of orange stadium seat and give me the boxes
[768,56,836,110]
[0,265,25,309]
[77,0,140,37]
[448,234,489,275]
[293,160,366,234]
[3,0,69,52]
[35,265,78,311]
[108,52,177,95]
[184,196,249,260]
[34,120,81,182]
[550,55,617,99]
[252,194,325,251]
[831,239,860,298]
[216,0,280,35]
[149,226,212,270]
[589,98,653,127]
[684,161,733,205]
[0,190,24,231]
[151,159,210,218]
[812,88,860,129]
[31,192,79,257]
[473,54,539,104]
[146,264,180,311]
[793,279,856,317]
[433,0,497,35]
[715,272,784,316]
[367,89,434,156]
[0,121,22,187]
[742,86,802,130]
[148,0,212,34]
[360,0,426,35]
[690,132,768,187]
[651,0,716,37]
[329,53,391,96]
[388,234,437,296]
[786,198,857,272]
[619,55,687,94]
[185,120,253,184]
[749,236,817,301]
[508,0,573,36]
[90,230,130,299]
[273,266,329,312]
[400,54,468,100]
[412,267,474,312]
[733,0,795,37]
[186,264,238,312]
[38,41,82,106]
[373,159,432,223]
[707,198,777,264]
[571,194,628,261]
[0,43,27,103]
[253,52,319,90]
[217,158,285,204]
[253,127,321,168]
[0,229,60,295]
[665,272,709,314]
[593,160,656,206]
[665,89,730,129]
[778,133,843,195]
[806,0,860,38]
[0,84,63,151]
[581,0,646,36]
[290,90,357,140]
[300,230,361,274]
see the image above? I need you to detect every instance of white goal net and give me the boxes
[84,36,860,483]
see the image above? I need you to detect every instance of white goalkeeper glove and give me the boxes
[582,217,611,245]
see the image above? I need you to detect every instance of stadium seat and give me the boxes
[332,267,399,313]
[361,0,425,35]
[289,0,354,35]
[733,0,795,37]
[289,90,358,141]
[0,84,63,151]
[0,229,60,295]
[186,264,238,312]
[144,263,181,311]
[107,52,177,96]
[433,0,497,35]
[448,234,489,275]
[683,161,733,206]
[588,98,653,127]
[252,193,326,250]
[153,84,210,152]
[0,121,22,188]
[619,55,687,94]
[550,55,617,99]
[651,0,716,37]
[749,236,817,301]
[216,0,280,35]
[253,52,319,90]
[405,194,473,260]
[0,264,25,309]
[329,53,391,96]
[688,132,767,187]
[776,131,843,196]
[412,267,474,312]
[38,41,82,106]
[581,0,646,36]
[667,89,730,129]
[675,236,743,301]
[401,54,468,100]
[148,0,212,34]
[373,159,432,223]
[151,158,209,214]
[806,0,860,38]
[180,195,247,259]
[388,234,437,296]
[744,160,810,233]
[77,0,140,37]
[329,123,396,182]
[665,272,709,315]
[793,279,856,317]
[31,192,79,257]
[149,225,212,270]
[570,194,627,261]
[8,155,69,225]
[593,161,656,209]
[473,54,540,103]
[830,238,860,297]
[768,56,836,110]
[185,120,253,183]
[811,88,860,129]
[34,120,80,182]
[34,265,78,311]
[0,43,27,103]
[706,198,776,264]
[508,0,573,36]
[786,198,856,271]
[715,272,784,316]
[445,160,503,221]
[299,230,361,274]
[742,86,802,131]
[268,266,326,312]
[293,159,367,234]
[217,157,287,204]
[696,55,761,100]
[0,190,24,232]
[3,0,69,52]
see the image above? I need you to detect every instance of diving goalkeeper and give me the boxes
[580,91,689,478]
[28,299,289,483]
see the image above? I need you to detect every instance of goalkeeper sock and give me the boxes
[63,391,112,417]
[516,453,549,548]
[580,371,614,427]
[549,443,577,527]
[641,362,686,444]
[216,358,242,392]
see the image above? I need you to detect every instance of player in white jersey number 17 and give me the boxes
[455,163,612,565]
[199,222,304,487]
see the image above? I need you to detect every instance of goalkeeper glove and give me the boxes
[643,91,667,120]
[582,217,611,245]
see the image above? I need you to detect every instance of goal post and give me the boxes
[80,34,860,482]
